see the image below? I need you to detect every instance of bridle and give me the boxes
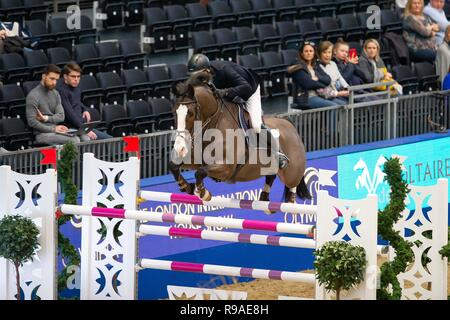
[174,90,223,144]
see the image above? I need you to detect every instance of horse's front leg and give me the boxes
[259,175,277,214]
[194,167,211,201]
[169,161,195,195]
[259,175,276,202]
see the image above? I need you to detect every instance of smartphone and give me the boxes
[349,48,357,59]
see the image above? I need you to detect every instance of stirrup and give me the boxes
[278,152,289,169]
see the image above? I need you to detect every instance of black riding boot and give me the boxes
[260,124,289,169]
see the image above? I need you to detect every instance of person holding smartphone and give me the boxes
[333,39,366,86]
[26,64,81,146]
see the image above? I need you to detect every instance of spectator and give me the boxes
[423,0,450,46]
[359,39,403,95]
[287,41,346,109]
[199,0,209,5]
[403,0,439,63]
[57,62,112,141]
[0,21,31,54]
[332,39,365,86]
[436,25,450,86]
[26,64,80,146]
[317,41,350,102]
[359,39,392,84]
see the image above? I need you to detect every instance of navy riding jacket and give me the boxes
[210,60,260,101]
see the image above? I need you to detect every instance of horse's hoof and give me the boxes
[264,209,276,215]
[194,188,212,201]
[202,189,212,201]
[285,192,297,204]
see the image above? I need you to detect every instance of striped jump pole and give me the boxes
[140,191,318,215]
[137,259,316,284]
[138,225,388,255]
[60,204,315,235]
[138,225,316,249]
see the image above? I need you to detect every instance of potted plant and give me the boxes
[0,215,40,300]
[314,240,367,300]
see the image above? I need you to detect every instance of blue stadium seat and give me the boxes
[164,4,191,50]
[0,84,26,118]
[143,7,172,53]
[96,71,128,105]
[191,31,221,60]
[229,0,255,27]
[97,42,125,73]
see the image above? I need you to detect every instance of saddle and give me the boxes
[237,103,267,149]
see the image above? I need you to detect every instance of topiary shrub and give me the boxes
[0,215,40,300]
[377,157,414,300]
[314,240,367,300]
[56,142,80,299]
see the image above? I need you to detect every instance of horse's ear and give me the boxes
[186,84,195,98]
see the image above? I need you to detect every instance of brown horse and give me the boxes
[169,77,311,207]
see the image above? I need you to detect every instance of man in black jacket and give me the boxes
[187,54,288,169]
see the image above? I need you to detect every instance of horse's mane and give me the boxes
[174,71,214,99]
[187,70,213,87]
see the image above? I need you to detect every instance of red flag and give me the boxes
[55,209,62,220]
[40,148,57,168]
[123,136,140,158]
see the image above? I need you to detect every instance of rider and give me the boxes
[186,53,289,169]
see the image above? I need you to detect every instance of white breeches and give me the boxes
[246,85,262,133]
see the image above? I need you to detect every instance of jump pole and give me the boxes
[138,224,316,249]
[137,259,316,284]
[60,204,315,235]
[139,190,318,215]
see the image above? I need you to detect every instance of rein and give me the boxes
[175,90,224,145]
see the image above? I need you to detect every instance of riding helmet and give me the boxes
[187,54,211,73]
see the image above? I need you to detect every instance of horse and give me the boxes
[168,75,311,208]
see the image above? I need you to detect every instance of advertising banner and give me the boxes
[338,136,450,210]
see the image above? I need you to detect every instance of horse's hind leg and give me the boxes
[194,167,212,201]
[284,186,297,204]
[259,175,276,201]
[169,161,195,195]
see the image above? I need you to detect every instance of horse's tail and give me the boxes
[297,176,312,200]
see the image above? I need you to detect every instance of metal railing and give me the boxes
[1,89,448,186]
[395,91,450,138]
[281,87,449,152]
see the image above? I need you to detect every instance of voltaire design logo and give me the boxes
[353,155,407,195]
[353,156,387,194]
